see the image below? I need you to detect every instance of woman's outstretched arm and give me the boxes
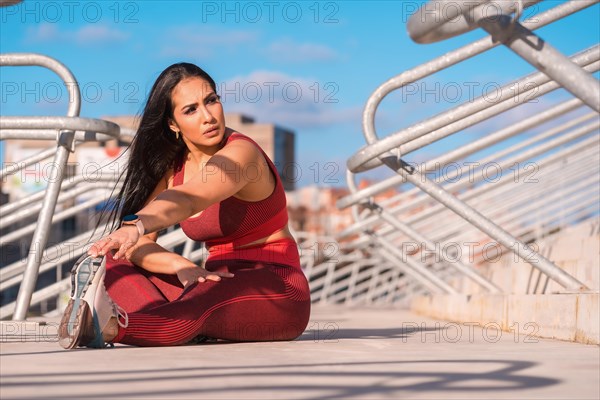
[89,139,266,259]
[100,167,230,284]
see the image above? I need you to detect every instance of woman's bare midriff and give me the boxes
[237,225,295,249]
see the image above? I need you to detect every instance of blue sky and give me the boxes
[1,0,599,186]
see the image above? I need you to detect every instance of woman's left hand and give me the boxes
[176,266,234,288]
[88,225,141,259]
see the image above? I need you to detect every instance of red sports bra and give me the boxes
[172,131,288,249]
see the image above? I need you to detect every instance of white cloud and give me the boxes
[25,23,129,45]
[266,38,338,63]
[74,25,129,44]
[160,25,259,58]
[219,70,360,130]
[25,23,59,42]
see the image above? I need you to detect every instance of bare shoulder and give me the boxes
[213,135,264,166]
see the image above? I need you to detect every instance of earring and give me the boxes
[175,130,180,140]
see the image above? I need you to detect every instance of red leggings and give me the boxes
[104,240,311,346]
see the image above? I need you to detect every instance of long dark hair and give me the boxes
[105,63,217,231]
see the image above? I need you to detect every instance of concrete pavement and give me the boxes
[1,306,598,399]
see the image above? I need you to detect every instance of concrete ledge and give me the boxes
[411,293,599,345]
[576,293,600,345]
[507,294,578,342]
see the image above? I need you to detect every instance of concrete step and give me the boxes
[411,293,599,344]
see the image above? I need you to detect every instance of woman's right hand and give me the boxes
[88,225,141,259]
[176,266,234,288]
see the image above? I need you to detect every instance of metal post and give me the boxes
[347,193,459,294]
[346,166,500,292]
[370,203,501,293]
[477,16,600,112]
[372,234,458,294]
[11,132,77,321]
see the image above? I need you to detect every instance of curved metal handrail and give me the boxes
[338,97,585,209]
[349,0,598,173]
[0,116,120,142]
[407,0,542,44]
[1,53,80,117]
[348,45,599,173]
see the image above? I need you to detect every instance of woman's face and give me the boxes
[169,77,226,150]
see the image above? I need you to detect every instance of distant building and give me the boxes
[286,185,353,237]
[285,179,404,238]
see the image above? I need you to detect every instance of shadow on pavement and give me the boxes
[1,359,559,399]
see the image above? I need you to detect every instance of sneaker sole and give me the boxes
[70,254,103,298]
[58,255,104,349]
[58,299,95,349]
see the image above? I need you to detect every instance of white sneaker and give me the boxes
[58,255,128,349]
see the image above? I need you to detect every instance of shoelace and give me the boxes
[103,282,129,329]
[109,300,129,328]
[114,304,129,328]
[99,298,128,349]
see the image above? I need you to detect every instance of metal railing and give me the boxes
[333,0,599,302]
[0,53,123,320]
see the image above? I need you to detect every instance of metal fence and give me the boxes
[327,0,599,304]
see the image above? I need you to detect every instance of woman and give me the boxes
[58,63,311,348]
